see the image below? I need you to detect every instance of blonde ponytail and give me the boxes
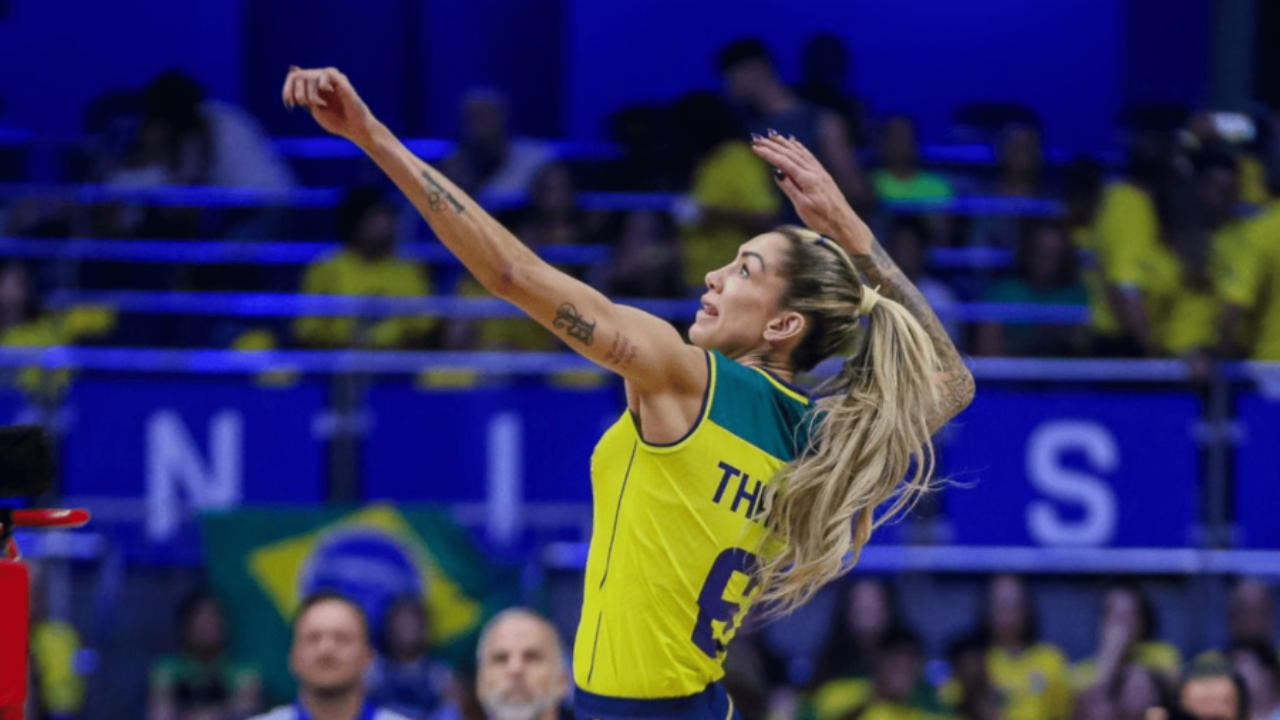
[754,229,945,617]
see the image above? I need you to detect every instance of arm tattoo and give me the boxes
[852,240,975,429]
[553,303,596,346]
[419,168,465,214]
[603,331,638,369]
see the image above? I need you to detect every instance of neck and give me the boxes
[300,686,365,720]
[736,351,795,382]
[887,164,916,179]
[537,705,560,720]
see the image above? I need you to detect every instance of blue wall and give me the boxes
[566,0,1128,150]
[0,0,1209,150]
[0,0,243,135]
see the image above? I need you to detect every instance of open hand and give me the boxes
[282,66,378,146]
[751,132,864,251]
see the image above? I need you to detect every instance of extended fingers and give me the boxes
[751,140,805,177]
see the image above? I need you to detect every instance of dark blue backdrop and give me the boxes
[0,0,1208,148]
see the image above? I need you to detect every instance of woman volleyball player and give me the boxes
[283,67,973,720]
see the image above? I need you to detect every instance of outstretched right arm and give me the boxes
[283,67,705,396]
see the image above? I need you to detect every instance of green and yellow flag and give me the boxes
[201,504,520,704]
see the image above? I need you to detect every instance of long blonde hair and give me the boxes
[753,226,944,617]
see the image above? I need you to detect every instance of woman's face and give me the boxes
[1026,225,1069,286]
[848,580,892,640]
[690,232,796,359]
[0,264,31,317]
[988,575,1029,642]
[1104,588,1143,637]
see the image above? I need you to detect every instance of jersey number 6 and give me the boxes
[691,548,760,659]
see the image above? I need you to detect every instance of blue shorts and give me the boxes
[574,684,741,720]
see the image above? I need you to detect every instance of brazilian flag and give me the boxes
[201,504,520,704]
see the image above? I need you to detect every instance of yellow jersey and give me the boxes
[682,141,783,289]
[574,350,813,699]
[987,643,1073,720]
[294,249,435,348]
[1086,181,1164,337]
[1222,202,1280,360]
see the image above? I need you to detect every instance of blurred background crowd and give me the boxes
[4,1,1280,720]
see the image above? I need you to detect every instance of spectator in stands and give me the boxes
[251,592,409,720]
[1228,580,1276,647]
[1061,157,1115,350]
[887,217,960,344]
[443,88,554,198]
[795,33,870,148]
[669,91,781,290]
[941,634,1003,720]
[838,628,939,720]
[873,115,954,203]
[294,187,435,350]
[0,262,113,392]
[969,123,1046,249]
[27,561,86,720]
[1177,654,1248,720]
[1219,163,1280,361]
[511,162,602,248]
[975,221,1088,357]
[600,210,686,299]
[717,38,869,209]
[977,574,1073,720]
[366,597,451,720]
[149,590,261,720]
[1074,585,1182,696]
[605,104,679,192]
[1088,133,1178,357]
[99,71,295,238]
[1157,147,1244,369]
[475,609,568,720]
[993,125,1045,198]
[805,579,939,720]
[1229,641,1280,720]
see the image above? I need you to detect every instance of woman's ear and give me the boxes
[763,311,807,343]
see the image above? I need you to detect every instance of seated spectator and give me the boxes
[0,262,114,393]
[1177,654,1248,720]
[1061,157,1114,348]
[805,579,940,720]
[669,91,781,290]
[1219,165,1280,361]
[97,72,295,239]
[1073,584,1182,692]
[887,218,960,344]
[975,221,1088,357]
[600,211,686,299]
[27,561,85,720]
[1161,149,1245,363]
[366,597,451,720]
[475,609,569,720]
[978,574,1073,720]
[717,38,869,208]
[969,123,1045,249]
[872,116,954,203]
[604,104,678,192]
[1229,641,1280,720]
[795,33,870,148]
[250,592,409,720]
[940,634,1002,720]
[1088,133,1178,357]
[294,188,436,350]
[443,88,553,198]
[511,162,603,248]
[1228,580,1276,648]
[835,628,945,720]
[150,590,261,720]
